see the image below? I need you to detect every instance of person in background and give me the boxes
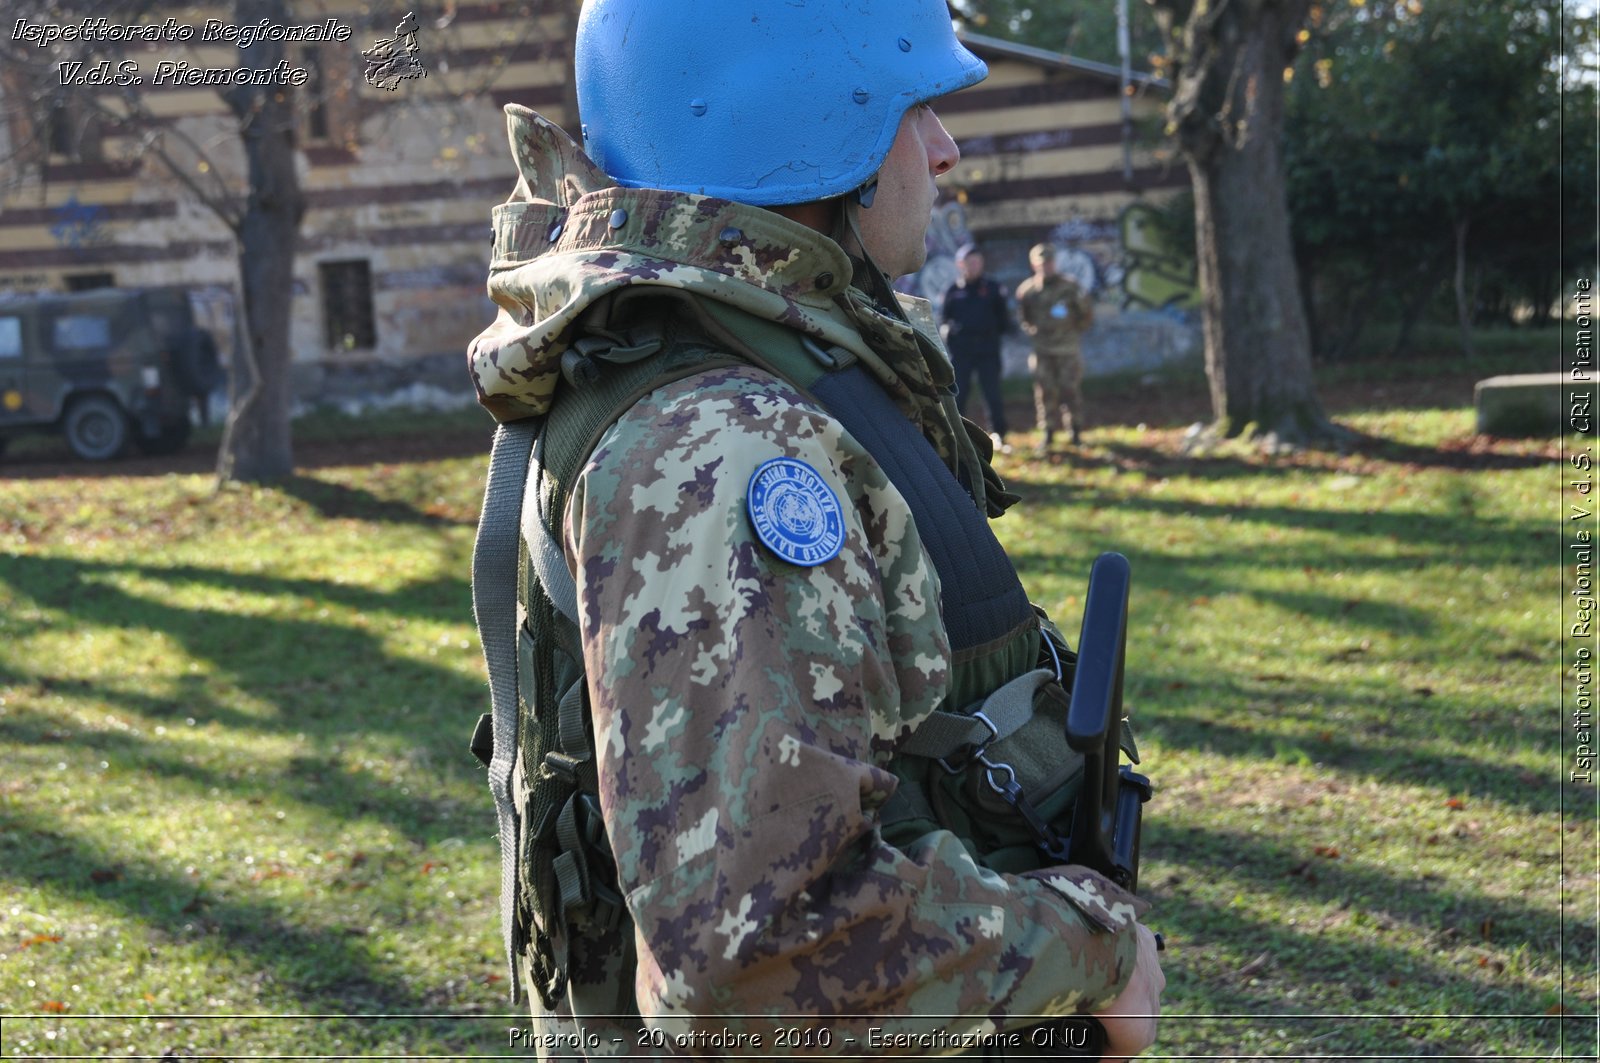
[941,243,1015,452]
[1016,242,1095,451]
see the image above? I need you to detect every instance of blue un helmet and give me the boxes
[574,0,988,206]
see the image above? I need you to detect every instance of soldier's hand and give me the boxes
[1093,922,1165,1061]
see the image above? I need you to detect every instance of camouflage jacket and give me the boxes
[1015,274,1094,354]
[469,106,1142,1054]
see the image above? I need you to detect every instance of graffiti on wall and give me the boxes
[49,195,107,248]
[901,200,1201,322]
[1117,202,1199,312]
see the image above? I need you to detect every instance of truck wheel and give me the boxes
[63,394,130,461]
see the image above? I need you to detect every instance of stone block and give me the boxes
[1474,372,1580,436]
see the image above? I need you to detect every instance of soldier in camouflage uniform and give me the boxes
[468,0,1163,1056]
[1016,244,1095,449]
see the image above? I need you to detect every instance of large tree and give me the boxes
[213,0,305,483]
[1146,0,1340,445]
[953,0,1340,446]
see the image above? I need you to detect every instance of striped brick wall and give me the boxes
[0,11,1187,387]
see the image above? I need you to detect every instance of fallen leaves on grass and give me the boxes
[1236,952,1273,979]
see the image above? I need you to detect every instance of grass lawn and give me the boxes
[0,345,1589,1058]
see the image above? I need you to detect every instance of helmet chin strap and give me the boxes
[840,179,912,324]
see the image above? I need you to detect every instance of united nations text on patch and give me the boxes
[746,457,846,567]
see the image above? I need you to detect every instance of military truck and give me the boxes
[0,287,215,461]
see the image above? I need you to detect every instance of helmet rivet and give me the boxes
[719,226,743,244]
[690,99,708,117]
[608,208,628,229]
[547,221,563,243]
[815,272,834,289]
[898,37,912,52]
[852,88,870,104]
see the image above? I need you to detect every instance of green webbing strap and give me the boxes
[523,433,580,625]
[897,668,1055,762]
[553,677,598,793]
[471,417,540,1002]
[553,797,590,918]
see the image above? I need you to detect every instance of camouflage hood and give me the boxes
[471,108,919,411]
[469,106,1014,513]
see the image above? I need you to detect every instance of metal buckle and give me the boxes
[937,709,1001,775]
[1040,627,1067,684]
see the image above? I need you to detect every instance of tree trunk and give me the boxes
[1157,0,1342,448]
[1184,13,1334,445]
[216,0,304,485]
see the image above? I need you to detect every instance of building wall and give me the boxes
[0,10,1192,404]
[0,0,569,403]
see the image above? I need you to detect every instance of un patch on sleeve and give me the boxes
[746,457,846,567]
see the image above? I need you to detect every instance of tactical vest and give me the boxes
[471,295,1121,1008]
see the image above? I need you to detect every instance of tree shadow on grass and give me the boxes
[1004,480,1546,558]
[0,700,480,847]
[1019,428,1555,484]
[1016,545,1450,642]
[1142,821,1583,1057]
[0,553,493,825]
[0,807,479,1021]
[1124,671,1558,818]
[276,474,476,529]
[1339,429,1561,473]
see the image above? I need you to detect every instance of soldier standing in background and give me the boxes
[1017,243,1095,451]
